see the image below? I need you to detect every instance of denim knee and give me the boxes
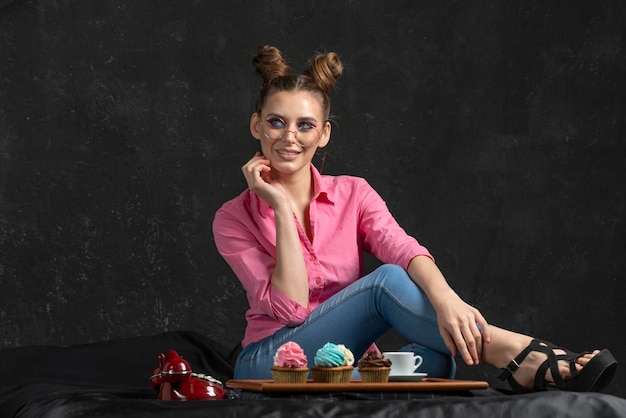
[375,263,408,279]
[369,264,427,303]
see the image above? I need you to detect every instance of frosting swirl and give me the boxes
[357,350,392,368]
[314,342,345,367]
[273,341,308,368]
[337,344,354,366]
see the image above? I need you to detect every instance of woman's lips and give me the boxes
[276,149,301,160]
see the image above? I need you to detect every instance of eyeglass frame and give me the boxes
[260,115,327,148]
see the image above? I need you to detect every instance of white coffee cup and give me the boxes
[383,352,424,376]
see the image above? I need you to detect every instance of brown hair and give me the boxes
[252,45,343,120]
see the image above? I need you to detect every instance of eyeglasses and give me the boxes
[262,117,322,148]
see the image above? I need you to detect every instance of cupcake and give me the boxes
[357,350,392,383]
[270,341,309,383]
[311,342,350,383]
[337,344,355,383]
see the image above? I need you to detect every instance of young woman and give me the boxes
[212,45,617,392]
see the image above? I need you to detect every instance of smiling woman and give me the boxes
[0,0,625,414]
[247,45,339,184]
[211,45,618,393]
[251,91,330,170]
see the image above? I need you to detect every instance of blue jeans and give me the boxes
[234,264,457,379]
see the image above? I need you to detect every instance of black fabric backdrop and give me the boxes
[0,0,624,397]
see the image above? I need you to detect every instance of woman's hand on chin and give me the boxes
[241,152,289,208]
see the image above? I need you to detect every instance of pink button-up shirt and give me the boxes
[213,165,433,347]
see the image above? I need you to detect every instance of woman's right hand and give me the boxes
[241,152,288,208]
[241,152,310,306]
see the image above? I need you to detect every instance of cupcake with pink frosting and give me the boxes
[271,341,309,383]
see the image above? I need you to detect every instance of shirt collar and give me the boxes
[311,164,334,204]
[257,164,334,218]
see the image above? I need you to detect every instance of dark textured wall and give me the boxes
[1,0,624,394]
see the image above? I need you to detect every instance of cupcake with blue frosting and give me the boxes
[311,342,353,383]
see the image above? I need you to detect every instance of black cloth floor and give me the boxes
[1,331,625,418]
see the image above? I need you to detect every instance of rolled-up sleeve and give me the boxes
[213,200,311,330]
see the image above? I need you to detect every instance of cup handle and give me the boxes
[413,355,423,371]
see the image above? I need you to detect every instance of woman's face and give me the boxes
[250,90,330,178]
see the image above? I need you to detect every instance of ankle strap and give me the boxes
[498,344,535,381]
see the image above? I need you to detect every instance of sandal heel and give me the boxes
[564,349,617,392]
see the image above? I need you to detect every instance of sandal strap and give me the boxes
[498,343,534,381]
[539,341,566,388]
[498,339,586,391]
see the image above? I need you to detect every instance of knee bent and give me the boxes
[369,264,426,296]
[374,264,411,280]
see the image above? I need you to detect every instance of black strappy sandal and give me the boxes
[498,339,618,393]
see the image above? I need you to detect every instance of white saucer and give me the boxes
[388,372,428,382]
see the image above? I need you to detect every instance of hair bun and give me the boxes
[251,46,343,117]
[252,45,292,84]
[306,52,343,94]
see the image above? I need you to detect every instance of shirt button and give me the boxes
[315,277,322,284]
[309,255,317,261]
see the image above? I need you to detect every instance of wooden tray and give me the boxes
[226,378,489,393]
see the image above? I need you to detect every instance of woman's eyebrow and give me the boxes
[266,113,319,123]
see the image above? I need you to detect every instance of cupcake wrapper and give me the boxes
[358,367,391,383]
[311,366,350,383]
[340,366,354,383]
[271,367,309,384]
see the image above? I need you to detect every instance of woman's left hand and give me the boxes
[432,292,490,365]
[408,256,492,365]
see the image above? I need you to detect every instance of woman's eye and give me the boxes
[267,118,285,129]
[298,121,316,131]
